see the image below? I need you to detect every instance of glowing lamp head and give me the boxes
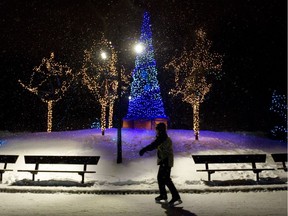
[134,43,145,54]
[100,51,107,60]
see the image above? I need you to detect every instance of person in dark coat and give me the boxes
[139,123,182,207]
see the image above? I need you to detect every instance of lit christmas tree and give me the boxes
[123,12,167,129]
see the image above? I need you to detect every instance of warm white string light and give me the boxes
[81,34,124,135]
[165,28,223,140]
[19,52,73,132]
[47,100,53,132]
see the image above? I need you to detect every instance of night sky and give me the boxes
[0,0,287,134]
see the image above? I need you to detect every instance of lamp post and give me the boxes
[101,42,144,164]
[117,65,123,164]
[101,50,122,163]
[117,42,144,163]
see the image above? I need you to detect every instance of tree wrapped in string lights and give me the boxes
[123,11,167,129]
[165,29,223,140]
[81,35,125,135]
[19,52,73,132]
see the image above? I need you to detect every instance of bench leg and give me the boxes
[79,173,85,184]
[0,172,2,183]
[208,171,214,181]
[253,170,261,182]
[282,162,287,172]
[256,172,259,182]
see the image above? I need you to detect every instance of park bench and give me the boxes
[18,155,100,184]
[192,154,274,181]
[271,153,287,171]
[0,155,19,183]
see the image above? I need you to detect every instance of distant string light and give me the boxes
[19,52,73,132]
[270,90,287,141]
[165,28,223,140]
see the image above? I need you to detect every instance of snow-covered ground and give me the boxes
[0,129,286,190]
[0,129,287,215]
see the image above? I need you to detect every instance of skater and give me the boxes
[139,123,182,207]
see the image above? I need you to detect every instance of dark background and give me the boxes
[0,0,286,135]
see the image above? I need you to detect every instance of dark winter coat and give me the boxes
[140,133,174,167]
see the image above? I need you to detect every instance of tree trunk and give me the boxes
[101,103,107,136]
[108,101,114,128]
[193,102,200,140]
[47,100,53,133]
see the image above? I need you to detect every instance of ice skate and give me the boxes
[155,195,168,204]
[168,198,183,207]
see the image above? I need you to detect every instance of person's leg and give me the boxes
[157,165,168,199]
[162,167,182,206]
[164,167,180,200]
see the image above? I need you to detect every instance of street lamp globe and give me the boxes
[134,43,145,54]
[101,51,107,60]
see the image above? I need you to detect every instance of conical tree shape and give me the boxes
[125,11,166,120]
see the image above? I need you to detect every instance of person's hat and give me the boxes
[156,123,166,132]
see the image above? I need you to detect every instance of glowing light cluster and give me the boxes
[270,90,287,141]
[47,100,53,133]
[125,11,167,120]
[134,43,145,54]
[19,52,73,132]
[165,28,223,140]
[81,35,129,135]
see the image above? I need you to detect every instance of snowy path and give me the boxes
[0,191,286,216]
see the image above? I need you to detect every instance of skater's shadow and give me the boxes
[161,204,197,216]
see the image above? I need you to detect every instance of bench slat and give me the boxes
[271,153,287,171]
[18,170,96,173]
[0,169,13,172]
[197,168,275,172]
[271,153,287,162]
[0,155,19,163]
[192,154,266,164]
[24,156,100,165]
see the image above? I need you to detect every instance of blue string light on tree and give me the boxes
[270,90,287,142]
[123,11,167,129]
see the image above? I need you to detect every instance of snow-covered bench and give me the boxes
[18,155,100,184]
[0,155,19,183]
[271,153,287,171]
[192,154,274,181]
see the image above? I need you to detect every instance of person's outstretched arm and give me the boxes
[139,135,167,156]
